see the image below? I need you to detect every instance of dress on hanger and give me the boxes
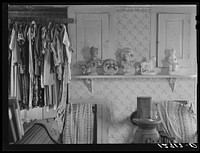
[17,23,29,109]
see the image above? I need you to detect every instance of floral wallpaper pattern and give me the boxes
[69,77,196,143]
[116,8,151,62]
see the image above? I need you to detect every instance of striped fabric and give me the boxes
[156,100,197,143]
[62,103,94,144]
[16,124,55,144]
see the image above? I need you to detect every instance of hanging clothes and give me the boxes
[27,21,35,108]
[31,21,39,108]
[17,23,29,74]
[8,19,73,111]
[62,24,72,84]
[9,22,22,66]
[34,24,42,75]
[17,23,29,109]
[50,24,65,81]
[20,74,29,109]
[58,24,71,110]
[8,22,13,96]
[43,22,55,86]
[37,74,44,107]
[51,24,73,138]
[41,26,47,89]
[34,24,44,107]
[29,22,44,108]
[50,24,66,108]
[28,21,35,77]
[9,25,17,97]
[41,22,58,110]
[9,22,22,103]
[54,24,65,107]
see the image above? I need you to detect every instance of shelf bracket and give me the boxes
[83,78,93,93]
[169,78,176,92]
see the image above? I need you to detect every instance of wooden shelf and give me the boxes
[71,74,196,93]
[72,74,197,79]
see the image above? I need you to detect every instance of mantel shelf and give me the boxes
[72,74,197,79]
[71,74,196,93]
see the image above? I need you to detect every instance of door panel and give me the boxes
[76,13,109,62]
[158,14,190,68]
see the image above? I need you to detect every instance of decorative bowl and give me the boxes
[103,59,118,75]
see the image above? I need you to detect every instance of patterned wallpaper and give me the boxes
[69,77,196,143]
[116,8,151,62]
[69,8,197,143]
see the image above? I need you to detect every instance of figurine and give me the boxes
[87,60,99,75]
[121,50,135,75]
[88,46,99,62]
[140,56,157,75]
[80,46,103,75]
[168,48,179,74]
[80,64,91,75]
[87,46,103,75]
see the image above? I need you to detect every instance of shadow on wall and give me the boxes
[81,46,91,60]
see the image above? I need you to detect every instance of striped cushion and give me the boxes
[17,124,55,144]
[156,100,197,143]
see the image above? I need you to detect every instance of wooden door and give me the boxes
[76,13,109,62]
[157,13,190,68]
